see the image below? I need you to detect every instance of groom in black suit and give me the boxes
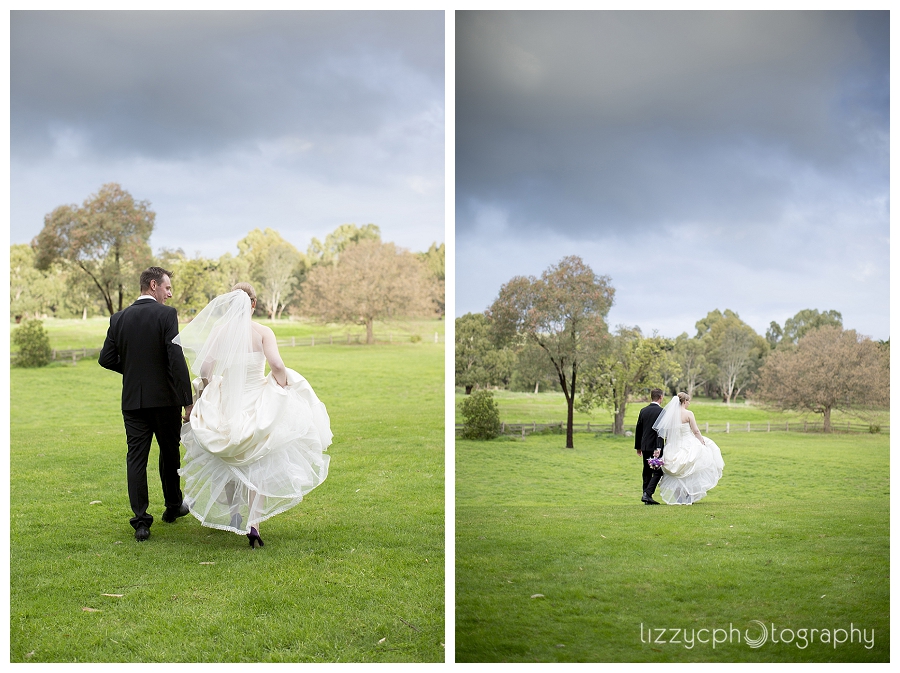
[99,267,194,541]
[634,388,665,505]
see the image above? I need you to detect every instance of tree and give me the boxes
[307,223,381,267]
[417,242,445,317]
[301,239,435,344]
[695,309,767,403]
[260,243,302,319]
[489,256,614,449]
[455,312,515,394]
[155,249,225,318]
[767,308,843,348]
[577,326,679,434]
[32,183,154,315]
[10,244,63,320]
[757,325,888,432]
[236,228,306,319]
[673,333,707,397]
[713,325,757,404]
[509,340,559,393]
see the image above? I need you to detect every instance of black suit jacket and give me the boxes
[634,402,664,454]
[98,298,193,410]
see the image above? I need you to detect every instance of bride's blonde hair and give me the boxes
[677,392,691,406]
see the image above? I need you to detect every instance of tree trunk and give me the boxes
[614,403,627,435]
[823,405,832,433]
[565,393,575,449]
[82,306,87,320]
[465,385,473,395]
[366,317,374,345]
[534,381,540,394]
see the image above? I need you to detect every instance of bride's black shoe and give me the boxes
[247,526,264,548]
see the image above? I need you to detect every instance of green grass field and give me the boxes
[11,341,444,662]
[456,431,889,662]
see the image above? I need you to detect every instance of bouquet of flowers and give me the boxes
[647,448,664,470]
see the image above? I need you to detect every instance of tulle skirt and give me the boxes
[179,366,331,533]
[658,428,723,505]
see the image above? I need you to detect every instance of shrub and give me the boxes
[13,319,52,368]
[459,389,502,440]
[410,334,422,343]
[869,424,881,434]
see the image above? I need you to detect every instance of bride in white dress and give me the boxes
[653,392,723,505]
[173,284,331,547]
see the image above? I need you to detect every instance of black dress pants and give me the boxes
[122,406,184,529]
[642,448,664,496]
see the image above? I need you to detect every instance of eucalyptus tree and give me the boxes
[32,183,154,315]
[489,256,614,449]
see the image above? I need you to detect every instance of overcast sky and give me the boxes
[456,10,889,341]
[11,10,444,259]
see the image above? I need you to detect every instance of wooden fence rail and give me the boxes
[11,332,444,363]
[455,420,888,437]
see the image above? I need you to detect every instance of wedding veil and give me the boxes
[173,290,252,432]
[652,394,683,441]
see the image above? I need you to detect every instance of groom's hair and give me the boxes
[140,266,172,291]
[650,388,663,401]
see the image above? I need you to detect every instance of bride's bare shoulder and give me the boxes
[251,322,275,338]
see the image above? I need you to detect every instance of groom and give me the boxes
[634,388,665,505]
[99,267,194,541]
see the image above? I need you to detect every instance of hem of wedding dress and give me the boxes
[185,495,306,535]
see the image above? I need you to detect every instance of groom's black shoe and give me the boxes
[135,525,150,541]
[162,502,190,523]
[641,493,661,505]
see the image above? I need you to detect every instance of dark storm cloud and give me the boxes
[12,10,444,162]
[455,10,888,340]
[10,10,444,258]
[456,10,888,235]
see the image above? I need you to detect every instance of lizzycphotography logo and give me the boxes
[640,622,875,650]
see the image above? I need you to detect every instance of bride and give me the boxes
[652,392,723,505]
[173,283,331,547]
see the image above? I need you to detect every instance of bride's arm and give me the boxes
[687,411,706,445]
[260,325,288,387]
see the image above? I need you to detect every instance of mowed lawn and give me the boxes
[11,342,444,662]
[456,431,889,662]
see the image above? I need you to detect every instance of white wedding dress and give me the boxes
[173,290,331,535]
[179,351,331,533]
[657,423,724,505]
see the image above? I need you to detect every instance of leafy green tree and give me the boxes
[459,389,502,440]
[489,256,614,449]
[577,326,679,434]
[758,325,888,432]
[416,242,445,317]
[307,223,381,267]
[695,309,767,403]
[32,183,154,315]
[236,229,306,319]
[12,319,52,367]
[455,312,514,394]
[767,309,843,348]
[10,244,64,319]
[302,239,435,344]
[155,249,225,318]
[509,340,559,393]
[672,333,706,397]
